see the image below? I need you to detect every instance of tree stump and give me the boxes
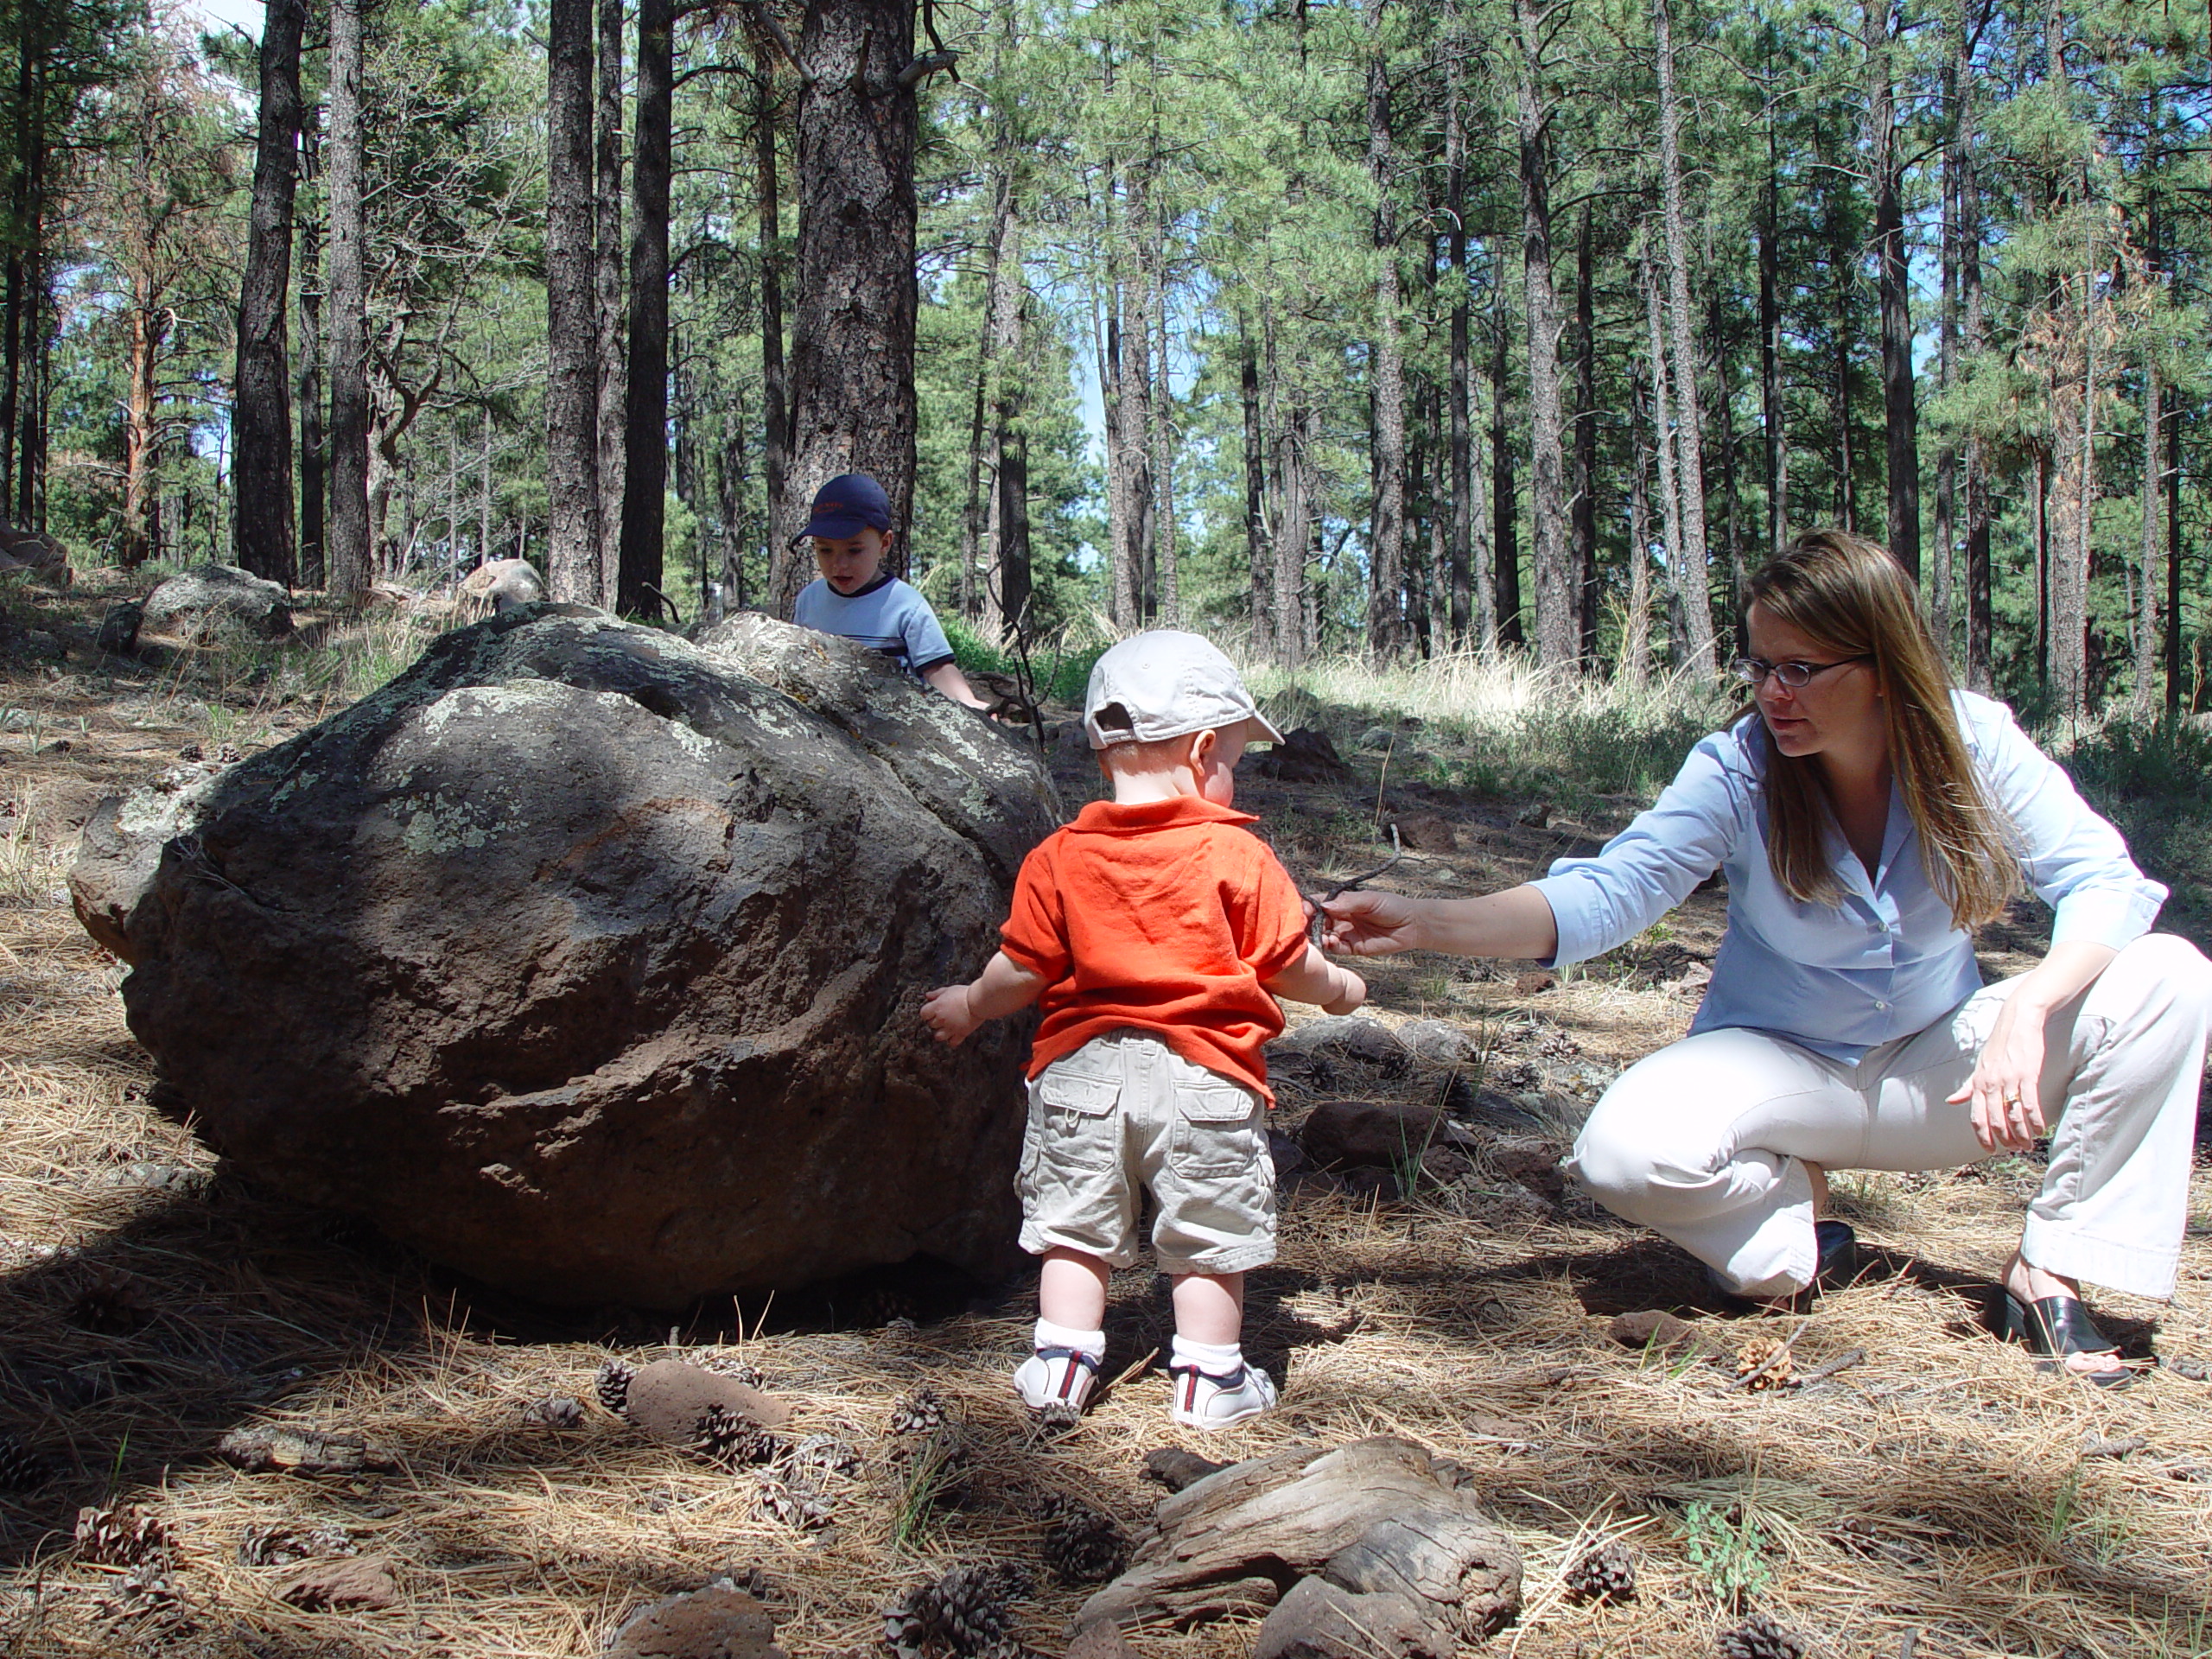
[1076,1436,1521,1657]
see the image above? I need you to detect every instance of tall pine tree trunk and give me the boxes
[1957,0,1991,690]
[232,0,304,585]
[594,0,626,606]
[1625,359,1655,684]
[1653,0,1714,669]
[544,0,601,602]
[1760,55,1785,557]
[1572,204,1599,662]
[617,0,672,617]
[296,109,326,588]
[1868,0,1919,578]
[1511,0,1573,667]
[1363,0,1404,657]
[1242,323,1273,659]
[790,0,919,573]
[1446,53,1473,646]
[1150,209,1178,627]
[753,45,794,610]
[2135,343,2160,715]
[325,0,373,601]
[1643,256,1691,664]
[1490,291,1521,645]
[1933,48,1958,651]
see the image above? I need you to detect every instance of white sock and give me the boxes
[1171,1335,1243,1374]
[1034,1319,1104,1359]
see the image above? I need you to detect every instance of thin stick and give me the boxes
[1732,1316,1814,1390]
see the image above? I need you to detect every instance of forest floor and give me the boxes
[0,567,2207,1659]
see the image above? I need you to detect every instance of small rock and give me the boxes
[1355,726,1397,753]
[1275,1015,1410,1076]
[278,1554,398,1611]
[96,601,143,656]
[1257,727,1351,783]
[606,1586,786,1659]
[1341,1166,1402,1203]
[2078,1433,2147,1459]
[1392,810,1459,854]
[1419,1146,1473,1185]
[1279,1169,1344,1204]
[1512,970,1558,995]
[2159,1354,2209,1382]
[1609,1311,1700,1353]
[1516,801,1552,829]
[624,1357,791,1447]
[1395,1018,1479,1065]
[457,557,546,613]
[1267,1128,1311,1177]
[1299,1100,1445,1171]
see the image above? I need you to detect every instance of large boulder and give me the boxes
[143,563,292,639]
[70,607,1057,1306]
[459,557,545,613]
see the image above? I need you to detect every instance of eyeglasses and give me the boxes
[1730,654,1872,690]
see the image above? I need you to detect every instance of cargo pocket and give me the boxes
[1035,1066,1122,1173]
[1170,1080,1263,1180]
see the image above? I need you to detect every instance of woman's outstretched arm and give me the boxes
[1321,884,1560,962]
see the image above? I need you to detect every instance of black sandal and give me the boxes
[1994,1292,2136,1389]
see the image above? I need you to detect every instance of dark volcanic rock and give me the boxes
[70,607,1056,1306]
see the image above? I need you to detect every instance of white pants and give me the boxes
[1567,934,2212,1300]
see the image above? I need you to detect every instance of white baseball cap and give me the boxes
[1082,630,1286,750]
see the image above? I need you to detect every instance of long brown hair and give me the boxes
[1745,530,2021,930]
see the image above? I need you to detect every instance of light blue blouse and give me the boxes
[1531,691,2166,1061]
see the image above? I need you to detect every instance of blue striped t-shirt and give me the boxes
[791,572,957,680]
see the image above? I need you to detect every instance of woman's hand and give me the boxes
[1951,988,2048,1151]
[1319,889,1429,957]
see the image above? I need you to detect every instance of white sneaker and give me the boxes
[1167,1359,1277,1429]
[1014,1346,1101,1414]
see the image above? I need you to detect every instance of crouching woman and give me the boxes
[1325,530,2211,1384]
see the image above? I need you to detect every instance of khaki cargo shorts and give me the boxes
[1017,1028,1276,1276]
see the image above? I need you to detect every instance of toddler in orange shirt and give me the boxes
[921,631,1364,1429]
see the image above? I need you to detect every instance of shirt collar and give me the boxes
[1068,795,1259,833]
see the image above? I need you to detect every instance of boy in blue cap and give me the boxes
[791,474,990,710]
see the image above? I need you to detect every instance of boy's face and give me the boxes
[814,528,892,595]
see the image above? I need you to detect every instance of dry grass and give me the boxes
[0,572,2207,1658]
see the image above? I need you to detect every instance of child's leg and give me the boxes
[1039,1247,1111,1329]
[1169,1270,1244,1344]
[1016,1247,1109,1414]
[1166,1270,1275,1429]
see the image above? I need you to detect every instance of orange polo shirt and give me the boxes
[997,795,1311,1103]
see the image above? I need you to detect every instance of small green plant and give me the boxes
[1679,1501,1774,1608]
[890,1432,960,1552]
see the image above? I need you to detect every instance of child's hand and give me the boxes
[1321,968,1367,1017]
[920,984,980,1046]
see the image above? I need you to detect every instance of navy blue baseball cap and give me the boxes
[802,474,893,538]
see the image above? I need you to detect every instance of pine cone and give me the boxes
[595,1358,635,1418]
[238,1522,355,1567]
[74,1504,171,1567]
[1734,1335,1794,1389]
[1717,1611,1808,1659]
[94,1560,185,1626]
[890,1386,946,1435]
[884,1561,1033,1658]
[0,1433,51,1491]
[1563,1540,1636,1602]
[690,1402,784,1468]
[785,1433,861,1478]
[753,1472,832,1529]
[697,1351,767,1389]
[69,1267,152,1334]
[523,1395,585,1429]
[1039,1500,1128,1585]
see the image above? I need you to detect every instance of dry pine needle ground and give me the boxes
[0,571,2207,1658]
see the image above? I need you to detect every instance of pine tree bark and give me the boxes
[2164,398,2182,715]
[1242,323,1273,659]
[1643,256,1690,665]
[1625,359,1655,684]
[1150,207,1179,627]
[1653,0,1713,670]
[1446,47,1472,646]
[753,43,794,611]
[594,0,627,606]
[617,0,672,617]
[1957,0,1991,691]
[544,0,601,602]
[1272,394,1312,666]
[232,0,305,587]
[1573,203,1599,662]
[2135,346,2160,715]
[296,109,326,588]
[1510,0,1573,668]
[1759,58,1785,559]
[1490,293,1522,645]
[1868,0,1919,579]
[788,0,920,579]
[1933,48,1958,650]
[325,0,373,601]
[1363,0,1404,657]
[0,9,43,512]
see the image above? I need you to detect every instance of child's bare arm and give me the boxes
[921,951,1048,1046]
[1262,943,1367,1016]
